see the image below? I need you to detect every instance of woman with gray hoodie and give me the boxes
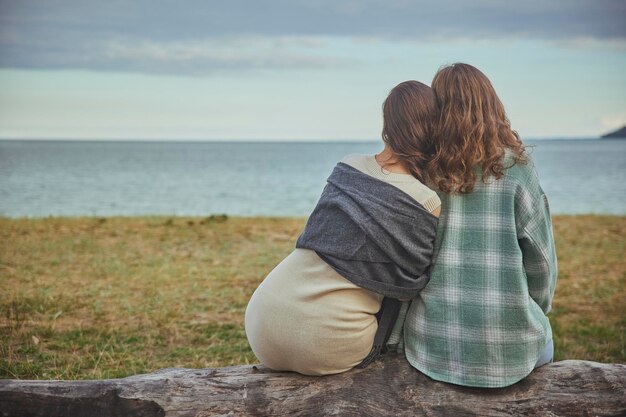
[245,80,442,375]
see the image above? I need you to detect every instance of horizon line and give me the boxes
[0,136,604,143]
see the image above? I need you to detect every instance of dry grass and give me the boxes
[1,215,624,380]
[549,215,625,362]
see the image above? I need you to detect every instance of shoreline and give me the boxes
[1,213,624,221]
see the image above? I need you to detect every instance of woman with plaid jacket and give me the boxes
[400,63,558,388]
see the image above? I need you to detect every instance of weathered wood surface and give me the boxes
[0,356,625,417]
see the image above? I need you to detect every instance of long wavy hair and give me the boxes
[380,80,438,182]
[427,63,527,194]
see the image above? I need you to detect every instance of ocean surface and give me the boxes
[0,139,624,217]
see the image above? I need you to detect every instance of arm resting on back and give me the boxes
[397,203,440,302]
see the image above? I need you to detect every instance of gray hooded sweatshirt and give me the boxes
[295,161,438,366]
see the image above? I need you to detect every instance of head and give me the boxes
[428,63,527,194]
[381,80,438,182]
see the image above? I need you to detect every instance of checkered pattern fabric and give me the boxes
[402,156,558,388]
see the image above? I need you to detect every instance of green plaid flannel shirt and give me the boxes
[395,155,557,388]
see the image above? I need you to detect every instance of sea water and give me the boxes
[0,139,624,217]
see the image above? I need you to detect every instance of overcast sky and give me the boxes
[0,0,625,140]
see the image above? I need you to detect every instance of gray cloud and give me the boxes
[1,0,624,74]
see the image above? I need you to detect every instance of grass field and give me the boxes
[1,215,624,380]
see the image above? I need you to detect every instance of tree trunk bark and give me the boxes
[0,356,624,417]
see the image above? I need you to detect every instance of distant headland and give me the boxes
[601,125,626,139]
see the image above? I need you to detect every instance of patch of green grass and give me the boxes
[0,215,624,380]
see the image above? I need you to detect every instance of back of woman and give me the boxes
[245,80,441,376]
[403,63,558,388]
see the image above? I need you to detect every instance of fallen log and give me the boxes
[0,355,624,417]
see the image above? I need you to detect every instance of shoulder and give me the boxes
[504,154,549,226]
[338,153,371,174]
[403,181,441,213]
[421,188,441,214]
[340,153,369,166]
[502,153,542,193]
[340,152,441,213]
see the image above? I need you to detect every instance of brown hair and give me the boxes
[428,63,527,194]
[380,80,438,182]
